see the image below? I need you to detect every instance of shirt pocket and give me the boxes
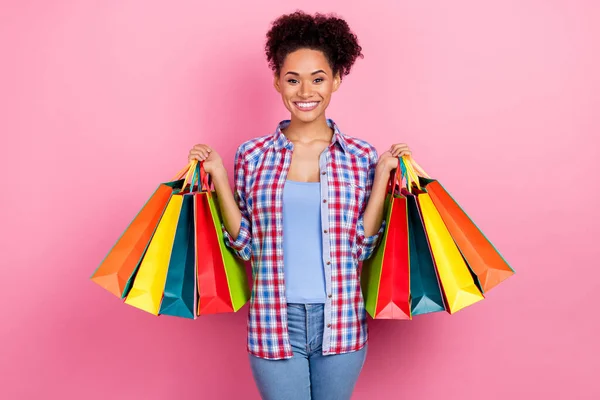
[337,179,366,231]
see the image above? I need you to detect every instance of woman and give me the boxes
[188,11,412,400]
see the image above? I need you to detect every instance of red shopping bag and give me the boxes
[194,163,250,315]
[361,164,411,319]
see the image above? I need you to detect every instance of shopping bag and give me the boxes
[403,187,446,316]
[361,164,411,320]
[124,194,185,315]
[124,164,198,315]
[91,163,193,298]
[410,159,515,293]
[158,192,197,319]
[403,158,484,314]
[194,163,250,315]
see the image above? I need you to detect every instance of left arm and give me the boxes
[361,165,391,237]
[357,143,413,260]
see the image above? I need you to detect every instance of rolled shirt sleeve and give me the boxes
[355,146,386,261]
[221,144,253,261]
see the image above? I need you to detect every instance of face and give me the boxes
[273,48,341,124]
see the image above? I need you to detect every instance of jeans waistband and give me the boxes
[287,303,324,310]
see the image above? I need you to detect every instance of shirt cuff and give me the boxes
[356,217,386,261]
[222,217,251,252]
[360,218,386,245]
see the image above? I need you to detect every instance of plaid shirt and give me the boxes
[222,118,385,360]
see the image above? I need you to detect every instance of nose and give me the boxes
[298,82,313,98]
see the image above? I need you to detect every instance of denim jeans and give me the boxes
[248,303,368,400]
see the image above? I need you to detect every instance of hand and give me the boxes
[188,144,224,176]
[376,143,412,174]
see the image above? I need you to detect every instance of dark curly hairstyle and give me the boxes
[265,11,363,79]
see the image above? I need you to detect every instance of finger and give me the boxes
[190,151,206,161]
[191,149,208,157]
[390,143,407,150]
[396,147,411,157]
[392,148,406,157]
[391,147,407,157]
[391,144,409,153]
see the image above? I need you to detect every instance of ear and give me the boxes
[273,73,282,93]
[332,72,342,92]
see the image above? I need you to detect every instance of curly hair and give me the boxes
[265,11,364,79]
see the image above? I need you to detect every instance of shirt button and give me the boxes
[326,261,331,265]
[323,229,328,234]
[328,294,332,298]
[327,324,331,328]
[322,171,326,175]
[323,199,327,203]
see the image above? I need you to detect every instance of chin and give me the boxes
[291,109,324,123]
[295,113,317,123]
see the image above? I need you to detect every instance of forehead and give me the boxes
[281,48,331,74]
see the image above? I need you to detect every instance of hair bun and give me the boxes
[265,10,363,78]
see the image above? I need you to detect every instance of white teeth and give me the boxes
[296,102,318,108]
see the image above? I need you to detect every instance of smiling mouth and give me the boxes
[293,101,320,111]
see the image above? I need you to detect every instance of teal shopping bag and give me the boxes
[158,192,198,319]
[402,183,446,316]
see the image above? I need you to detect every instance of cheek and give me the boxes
[281,85,296,100]
[318,83,334,98]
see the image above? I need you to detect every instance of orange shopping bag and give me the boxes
[410,158,515,293]
[91,163,195,298]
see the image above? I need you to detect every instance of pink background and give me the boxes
[1,1,599,399]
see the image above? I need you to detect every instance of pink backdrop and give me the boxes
[1,1,599,399]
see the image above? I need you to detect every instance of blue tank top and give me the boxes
[282,180,327,303]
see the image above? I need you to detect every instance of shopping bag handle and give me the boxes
[386,155,429,198]
[171,161,195,181]
[400,156,421,192]
[385,158,412,208]
[189,160,212,193]
[387,158,403,196]
[404,155,431,179]
[180,160,198,192]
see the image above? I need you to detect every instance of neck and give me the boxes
[283,114,333,143]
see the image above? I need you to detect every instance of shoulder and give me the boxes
[340,134,379,161]
[235,134,275,163]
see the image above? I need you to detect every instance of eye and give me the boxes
[287,79,298,84]
[314,78,324,83]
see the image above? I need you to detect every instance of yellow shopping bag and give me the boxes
[417,193,484,313]
[124,164,196,315]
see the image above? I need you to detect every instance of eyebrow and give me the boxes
[284,70,327,76]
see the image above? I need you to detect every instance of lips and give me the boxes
[293,101,320,112]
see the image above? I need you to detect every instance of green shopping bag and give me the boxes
[194,162,250,315]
